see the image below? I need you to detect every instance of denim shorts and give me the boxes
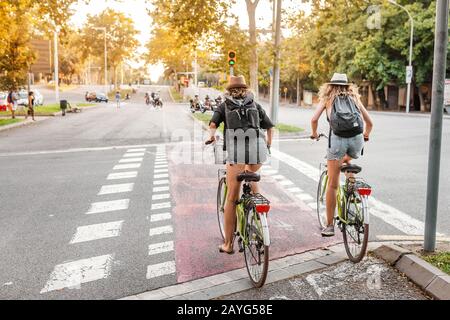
[327,133,364,161]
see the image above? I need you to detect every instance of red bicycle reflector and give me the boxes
[256,204,270,213]
[358,188,372,196]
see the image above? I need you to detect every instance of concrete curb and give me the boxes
[119,243,351,300]
[373,244,450,300]
[0,117,50,132]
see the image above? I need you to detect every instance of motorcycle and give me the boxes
[190,99,206,113]
[153,96,163,108]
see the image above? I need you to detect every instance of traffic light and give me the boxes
[228,51,236,66]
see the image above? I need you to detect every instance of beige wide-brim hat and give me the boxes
[226,75,249,90]
[326,73,351,86]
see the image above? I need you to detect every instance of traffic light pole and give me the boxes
[424,0,449,252]
[270,0,282,125]
[230,66,234,77]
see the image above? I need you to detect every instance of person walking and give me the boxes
[11,88,19,119]
[26,91,35,121]
[115,91,121,108]
[310,73,373,237]
[7,90,15,119]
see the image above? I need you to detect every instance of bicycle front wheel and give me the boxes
[342,193,369,263]
[243,209,269,288]
[217,177,227,240]
[317,170,328,229]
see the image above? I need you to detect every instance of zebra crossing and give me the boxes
[40,145,176,295]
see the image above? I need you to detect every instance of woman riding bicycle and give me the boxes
[205,75,274,254]
[310,73,373,237]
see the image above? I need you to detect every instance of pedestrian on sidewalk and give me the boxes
[26,91,35,121]
[310,73,373,237]
[11,88,19,119]
[115,91,121,108]
[7,90,15,119]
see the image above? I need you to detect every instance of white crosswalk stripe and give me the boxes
[152,193,170,201]
[127,148,146,152]
[146,261,175,279]
[98,183,134,195]
[70,221,124,244]
[149,225,173,236]
[154,173,169,179]
[86,199,129,214]
[151,202,171,210]
[150,212,172,222]
[107,171,138,180]
[154,179,169,185]
[153,186,169,193]
[123,152,145,158]
[148,241,174,256]
[119,158,143,163]
[114,163,141,170]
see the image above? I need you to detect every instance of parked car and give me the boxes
[95,93,109,103]
[0,92,8,111]
[17,90,28,106]
[86,92,97,102]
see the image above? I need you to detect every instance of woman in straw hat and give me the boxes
[311,73,373,237]
[206,75,274,254]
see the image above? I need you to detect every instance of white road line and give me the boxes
[150,212,172,222]
[154,168,168,173]
[153,186,170,193]
[154,173,169,179]
[154,161,168,165]
[154,179,169,185]
[98,183,134,195]
[155,164,168,169]
[128,148,146,152]
[146,261,175,279]
[114,163,141,170]
[287,187,303,193]
[86,199,129,215]
[152,193,170,201]
[123,152,145,158]
[148,241,174,256]
[151,202,171,210]
[40,255,113,293]
[107,171,138,180]
[261,169,278,175]
[70,221,124,244]
[272,175,286,180]
[279,180,295,186]
[149,225,173,236]
[296,193,315,202]
[271,148,444,236]
[119,158,143,163]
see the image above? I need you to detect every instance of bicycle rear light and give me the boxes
[256,204,271,213]
[357,188,372,196]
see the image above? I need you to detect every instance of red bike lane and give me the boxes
[168,151,340,283]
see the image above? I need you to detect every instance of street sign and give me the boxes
[406,66,413,84]
[444,79,450,105]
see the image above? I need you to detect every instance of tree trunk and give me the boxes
[246,0,259,100]
[370,83,380,110]
[418,85,426,112]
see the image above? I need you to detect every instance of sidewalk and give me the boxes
[0,117,50,132]
[121,241,438,300]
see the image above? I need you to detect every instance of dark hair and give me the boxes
[29,91,34,96]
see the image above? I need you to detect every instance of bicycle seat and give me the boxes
[237,171,261,183]
[340,164,362,174]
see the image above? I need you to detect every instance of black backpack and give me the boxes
[225,100,260,130]
[330,94,364,138]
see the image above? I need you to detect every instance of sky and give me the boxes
[71,0,311,81]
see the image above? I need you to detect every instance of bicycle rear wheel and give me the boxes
[217,177,227,240]
[342,193,369,263]
[316,170,328,229]
[243,208,269,288]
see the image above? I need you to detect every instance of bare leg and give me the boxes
[326,159,343,226]
[246,164,262,194]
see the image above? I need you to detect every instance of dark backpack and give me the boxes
[330,94,364,138]
[7,92,12,104]
[225,100,260,130]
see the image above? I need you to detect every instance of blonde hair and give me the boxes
[227,87,250,99]
[318,83,362,109]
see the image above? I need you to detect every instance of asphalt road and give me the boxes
[0,85,447,299]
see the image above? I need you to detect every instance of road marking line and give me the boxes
[114,163,141,170]
[261,169,278,175]
[70,221,124,244]
[154,161,168,165]
[151,202,171,210]
[296,193,314,202]
[107,171,137,180]
[154,173,169,179]
[152,193,170,201]
[98,183,134,195]
[154,168,168,173]
[155,165,168,169]
[154,179,169,185]
[149,225,173,236]
[128,148,146,152]
[150,212,172,222]
[271,148,444,236]
[272,175,286,180]
[40,255,113,293]
[119,158,143,163]
[146,261,175,279]
[279,180,295,186]
[148,241,174,256]
[287,187,303,193]
[86,199,129,214]
[123,152,145,158]
[153,186,170,193]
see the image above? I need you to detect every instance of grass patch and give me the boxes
[75,103,97,107]
[0,103,97,117]
[422,252,450,275]
[192,112,224,132]
[170,88,183,102]
[275,123,304,133]
[0,118,23,126]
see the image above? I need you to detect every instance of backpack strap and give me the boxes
[328,126,332,149]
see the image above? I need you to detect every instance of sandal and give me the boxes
[218,245,235,255]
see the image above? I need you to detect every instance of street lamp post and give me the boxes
[93,27,108,94]
[53,25,60,103]
[388,0,414,113]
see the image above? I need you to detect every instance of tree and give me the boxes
[245,0,260,98]
[80,9,139,89]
